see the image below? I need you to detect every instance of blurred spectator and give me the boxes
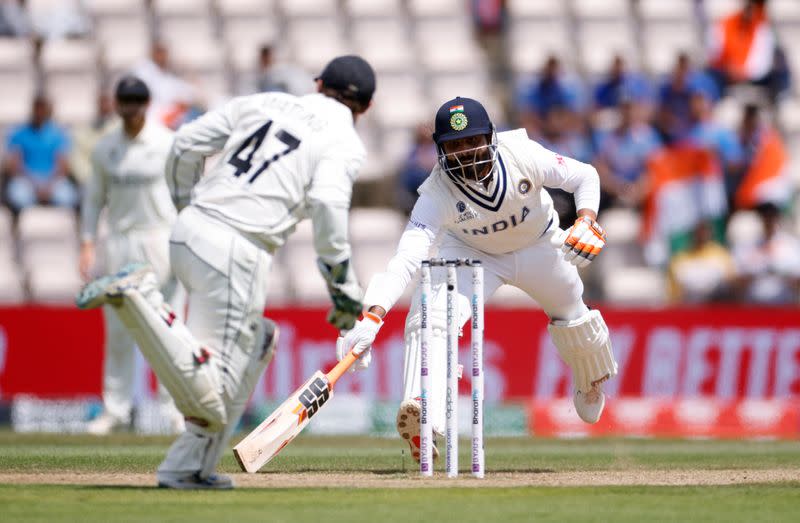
[28,0,90,40]
[0,0,30,37]
[253,44,314,96]
[518,56,584,136]
[1,94,77,214]
[731,103,790,211]
[733,202,800,303]
[656,53,719,142]
[668,221,736,303]
[535,104,593,224]
[132,42,199,129]
[706,0,790,103]
[593,93,661,210]
[642,143,727,262]
[69,92,118,186]
[593,55,652,111]
[397,123,438,215]
[470,0,509,90]
[685,88,744,183]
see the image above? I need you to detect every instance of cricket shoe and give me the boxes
[573,376,609,424]
[86,412,130,436]
[396,398,439,463]
[75,262,152,309]
[157,472,234,490]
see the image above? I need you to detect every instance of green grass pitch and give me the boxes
[0,431,799,522]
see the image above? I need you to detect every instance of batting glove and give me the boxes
[553,216,607,268]
[337,312,383,371]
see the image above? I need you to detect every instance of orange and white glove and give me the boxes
[336,311,383,372]
[552,216,607,268]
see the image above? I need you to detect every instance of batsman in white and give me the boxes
[76,55,376,488]
[79,76,184,436]
[338,97,618,462]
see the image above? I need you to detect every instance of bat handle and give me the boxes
[326,349,359,388]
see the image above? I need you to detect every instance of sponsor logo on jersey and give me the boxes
[409,219,427,230]
[457,201,466,213]
[461,206,530,236]
[518,179,531,194]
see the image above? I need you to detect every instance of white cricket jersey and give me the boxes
[81,122,177,241]
[167,92,365,263]
[363,128,601,311]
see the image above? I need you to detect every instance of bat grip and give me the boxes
[326,349,359,388]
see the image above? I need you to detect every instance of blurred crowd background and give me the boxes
[0,0,799,308]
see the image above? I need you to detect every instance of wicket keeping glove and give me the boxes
[318,258,363,331]
[553,215,607,268]
[337,311,383,371]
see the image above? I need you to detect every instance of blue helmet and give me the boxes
[432,96,497,186]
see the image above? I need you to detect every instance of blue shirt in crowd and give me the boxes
[594,74,652,109]
[6,121,70,181]
[686,121,744,169]
[595,124,662,184]
[519,76,585,117]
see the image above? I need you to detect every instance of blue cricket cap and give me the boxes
[432,96,494,145]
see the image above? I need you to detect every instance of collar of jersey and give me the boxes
[446,153,507,212]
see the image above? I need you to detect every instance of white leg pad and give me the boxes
[199,318,278,478]
[112,282,227,431]
[547,309,618,393]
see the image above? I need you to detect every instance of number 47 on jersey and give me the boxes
[233,341,359,473]
[228,120,301,184]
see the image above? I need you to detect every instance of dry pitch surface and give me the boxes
[1,433,799,522]
[2,468,798,488]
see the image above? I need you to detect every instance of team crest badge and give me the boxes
[518,180,531,194]
[449,105,468,131]
[456,201,466,213]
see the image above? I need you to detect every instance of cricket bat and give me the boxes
[233,339,359,473]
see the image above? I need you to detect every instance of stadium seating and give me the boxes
[0,0,796,306]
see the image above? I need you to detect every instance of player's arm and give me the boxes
[363,196,442,317]
[530,140,606,267]
[308,150,364,332]
[335,193,443,369]
[165,99,237,210]
[78,148,108,281]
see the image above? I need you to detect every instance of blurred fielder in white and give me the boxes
[76,56,375,489]
[79,76,184,436]
[337,97,618,462]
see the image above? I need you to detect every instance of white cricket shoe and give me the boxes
[157,472,234,490]
[86,412,130,435]
[396,398,439,463]
[75,262,152,309]
[573,379,607,424]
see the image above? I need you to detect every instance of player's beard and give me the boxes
[448,146,493,185]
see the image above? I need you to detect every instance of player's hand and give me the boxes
[337,312,383,371]
[552,216,607,268]
[318,258,363,330]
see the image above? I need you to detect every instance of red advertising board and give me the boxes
[1,306,799,401]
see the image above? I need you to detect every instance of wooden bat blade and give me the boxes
[233,371,332,473]
[232,346,361,473]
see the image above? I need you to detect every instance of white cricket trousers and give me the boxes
[157,206,273,477]
[402,228,588,433]
[101,227,183,423]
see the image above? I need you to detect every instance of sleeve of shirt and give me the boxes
[80,147,107,242]
[307,143,364,266]
[527,138,600,213]
[362,192,443,313]
[165,98,237,210]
